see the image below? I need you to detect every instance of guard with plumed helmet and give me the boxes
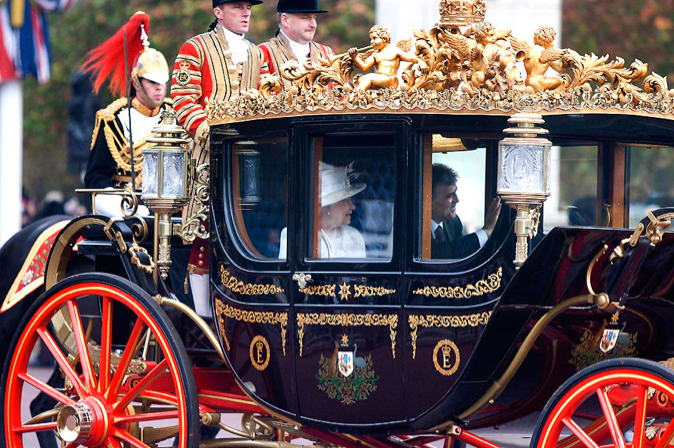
[83,12,172,217]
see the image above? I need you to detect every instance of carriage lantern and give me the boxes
[497,112,552,268]
[142,110,190,280]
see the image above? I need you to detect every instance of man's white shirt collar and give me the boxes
[220,25,249,65]
[431,220,442,237]
[281,30,310,66]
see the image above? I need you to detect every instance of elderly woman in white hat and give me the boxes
[279,163,367,258]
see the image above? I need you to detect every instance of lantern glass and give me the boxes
[498,143,549,196]
[142,152,158,196]
[163,152,184,197]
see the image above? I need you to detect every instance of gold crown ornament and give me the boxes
[439,0,486,27]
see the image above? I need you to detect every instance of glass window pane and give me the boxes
[428,147,487,260]
[544,146,598,231]
[231,137,288,260]
[309,134,396,261]
[629,146,674,228]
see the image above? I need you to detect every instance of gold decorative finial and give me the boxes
[439,0,486,28]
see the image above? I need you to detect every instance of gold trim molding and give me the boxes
[413,267,502,299]
[215,301,288,355]
[409,311,491,359]
[296,312,398,358]
[220,268,286,295]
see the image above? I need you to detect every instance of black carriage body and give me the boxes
[208,112,674,433]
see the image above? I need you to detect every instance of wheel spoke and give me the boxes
[113,359,169,412]
[631,385,648,448]
[562,417,600,448]
[106,318,146,401]
[596,387,626,448]
[112,427,151,448]
[17,372,75,406]
[99,295,113,393]
[37,327,87,399]
[14,422,58,434]
[105,436,123,448]
[113,410,180,424]
[68,299,97,392]
[654,418,674,448]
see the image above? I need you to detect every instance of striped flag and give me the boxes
[0,0,76,85]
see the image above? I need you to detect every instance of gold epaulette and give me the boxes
[90,97,128,151]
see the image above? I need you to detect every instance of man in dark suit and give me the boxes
[431,164,501,259]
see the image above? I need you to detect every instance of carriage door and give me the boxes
[291,120,408,427]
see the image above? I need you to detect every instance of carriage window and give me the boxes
[543,145,598,231]
[307,134,396,261]
[628,146,674,228]
[421,135,489,260]
[231,137,288,259]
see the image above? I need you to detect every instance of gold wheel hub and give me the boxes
[56,399,107,445]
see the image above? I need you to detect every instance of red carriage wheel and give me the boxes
[0,273,199,448]
[533,358,674,448]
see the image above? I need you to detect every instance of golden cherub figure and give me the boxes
[510,26,568,92]
[471,21,523,93]
[348,25,429,92]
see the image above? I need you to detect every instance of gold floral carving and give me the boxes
[180,162,210,243]
[353,285,397,298]
[207,1,674,124]
[215,301,288,356]
[296,312,398,359]
[299,284,336,298]
[409,312,492,359]
[220,267,286,295]
[413,267,502,299]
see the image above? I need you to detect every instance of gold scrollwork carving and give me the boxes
[215,301,288,356]
[207,3,674,124]
[409,312,492,359]
[353,285,397,298]
[296,313,398,359]
[413,267,502,299]
[299,284,336,297]
[180,162,210,243]
[220,267,286,295]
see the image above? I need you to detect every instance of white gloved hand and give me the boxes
[195,121,210,145]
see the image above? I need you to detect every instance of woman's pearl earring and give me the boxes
[327,211,331,216]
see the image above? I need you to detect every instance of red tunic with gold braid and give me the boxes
[259,33,333,89]
[171,26,264,274]
[171,26,264,136]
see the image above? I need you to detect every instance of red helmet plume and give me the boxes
[82,12,151,97]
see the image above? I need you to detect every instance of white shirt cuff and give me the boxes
[476,229,488,247]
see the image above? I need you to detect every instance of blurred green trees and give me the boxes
[563,0,674,80]
[22,0,374,199]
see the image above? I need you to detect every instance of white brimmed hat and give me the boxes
[321,162,366,207]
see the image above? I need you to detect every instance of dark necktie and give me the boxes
[434,225,445,242]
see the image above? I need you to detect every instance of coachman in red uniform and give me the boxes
[259,0,333,88]
[171,0,265,316]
